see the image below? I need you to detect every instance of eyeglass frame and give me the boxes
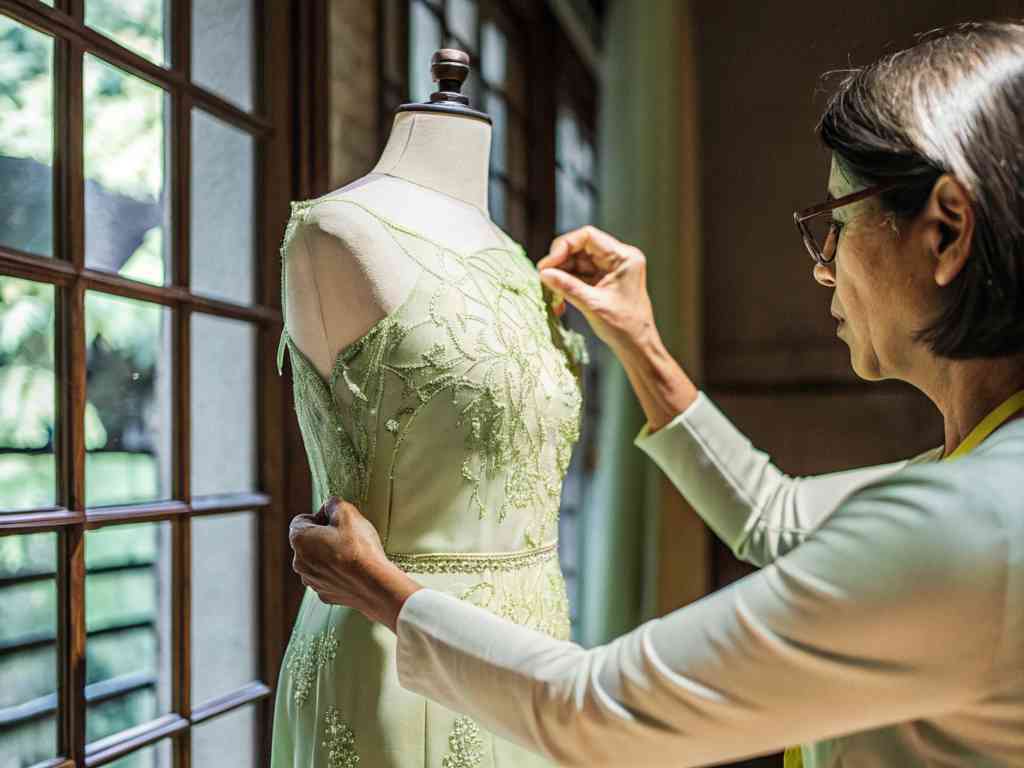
[793,182,902,266]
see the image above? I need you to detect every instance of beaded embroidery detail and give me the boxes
[441,716,484,768]
[322,706,360,767]
[276,196,587,550]
[285,629,339,707]
[386,539,557,574]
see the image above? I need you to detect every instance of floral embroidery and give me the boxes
[285,629,339,707]
[441,716,484,768]
[322,706,360,767]
[276,196,586,549]
[453,553,571,641]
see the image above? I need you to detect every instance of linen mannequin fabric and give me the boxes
[396,390,1024,767]
[270,195,589,767]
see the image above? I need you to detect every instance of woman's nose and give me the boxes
[813,261,836,287]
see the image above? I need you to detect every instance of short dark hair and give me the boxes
[817,20,1024,359]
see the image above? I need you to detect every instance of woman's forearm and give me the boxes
[615,328,699,434]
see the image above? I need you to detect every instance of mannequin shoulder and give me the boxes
[282,196,391,265]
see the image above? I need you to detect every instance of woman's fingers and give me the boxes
[539,225,628,274]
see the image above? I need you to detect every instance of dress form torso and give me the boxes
[284,110,506,380]
[271,104,590,767]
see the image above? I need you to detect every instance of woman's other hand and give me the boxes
[538,225,658,355]
[289,496,421,633]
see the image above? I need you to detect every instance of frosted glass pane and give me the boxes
[409,1,441,103]
[104,739,172,767]
[190,108,255,304]
[481,21,505,86]
[0,276,56,511]
[190,314,256,496]
[84,291,173,507]
[0,17,54,258]
[86,0,168,66]
[84,55,171,286]
[0,532,58,765]
[191,510,258,704]
[485,92,506,172]
[191,705,256,767]
[192,0,255,112]
[446,0,476,50]
[85,522,173,743]
[488,177,506,229]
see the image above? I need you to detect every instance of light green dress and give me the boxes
[270,196,589,767]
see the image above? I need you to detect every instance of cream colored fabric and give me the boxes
[396,390,1023,767]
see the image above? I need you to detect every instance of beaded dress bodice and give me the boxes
[272,194,589,767]
[277,195,588,557]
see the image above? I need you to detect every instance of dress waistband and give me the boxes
[385,540,558,574]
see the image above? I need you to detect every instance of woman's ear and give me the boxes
[922,174,975,287]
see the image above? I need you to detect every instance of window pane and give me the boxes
[85,522,172,742]
[485,91,506,173]
[103,738,172,767]
[0,277,56,511]
[0,532,57,765]
[409,1,441,103]
[84,55,170,286]
[190,108,255,305]
[488,177,506,229]
[446,0,476,51]
[190,314,256,496]
[0,15,55,258]
[192,0,255,112]
[86,0,168,66]
[481,21,505,87]
[191,510,258,705]
[191,705,256,767]
[85,292,173,507]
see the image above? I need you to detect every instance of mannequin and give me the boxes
[272,48,587,767]
[284,80,506,380]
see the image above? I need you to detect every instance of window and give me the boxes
[383,0,604,641]
[552,44,602,643]
[395,0,532,243]
[0,1,288,765]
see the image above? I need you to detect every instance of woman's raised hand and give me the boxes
[538,225,658,354]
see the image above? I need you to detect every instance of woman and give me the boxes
[290,21,1024,767]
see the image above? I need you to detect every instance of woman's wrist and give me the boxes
[616,327,699,434]
[360,557,424,634]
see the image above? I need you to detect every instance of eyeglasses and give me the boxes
[794,182,900,266]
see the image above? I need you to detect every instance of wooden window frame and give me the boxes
[0,0,314,765]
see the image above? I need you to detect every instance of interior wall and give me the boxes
[650,4,1024,766]
[692,0,1024,593]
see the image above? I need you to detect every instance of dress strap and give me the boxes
[277,200,316,376]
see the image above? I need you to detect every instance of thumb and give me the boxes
[539,268,596,311]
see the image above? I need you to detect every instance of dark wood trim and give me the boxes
[0,508,82,532]
[293,0,330,198]
[524,3,558,259]
[83,501,190,527]
[189,492,272,515]
[83,714,188,767]
[259,0,300,759]
[189,682,272,725]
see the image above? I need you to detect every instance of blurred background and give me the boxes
[1,0,1016,766]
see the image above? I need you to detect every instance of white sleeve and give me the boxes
[633,390,938,567]
[395,468,1001,768]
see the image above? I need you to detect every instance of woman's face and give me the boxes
[812,155,939,381]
